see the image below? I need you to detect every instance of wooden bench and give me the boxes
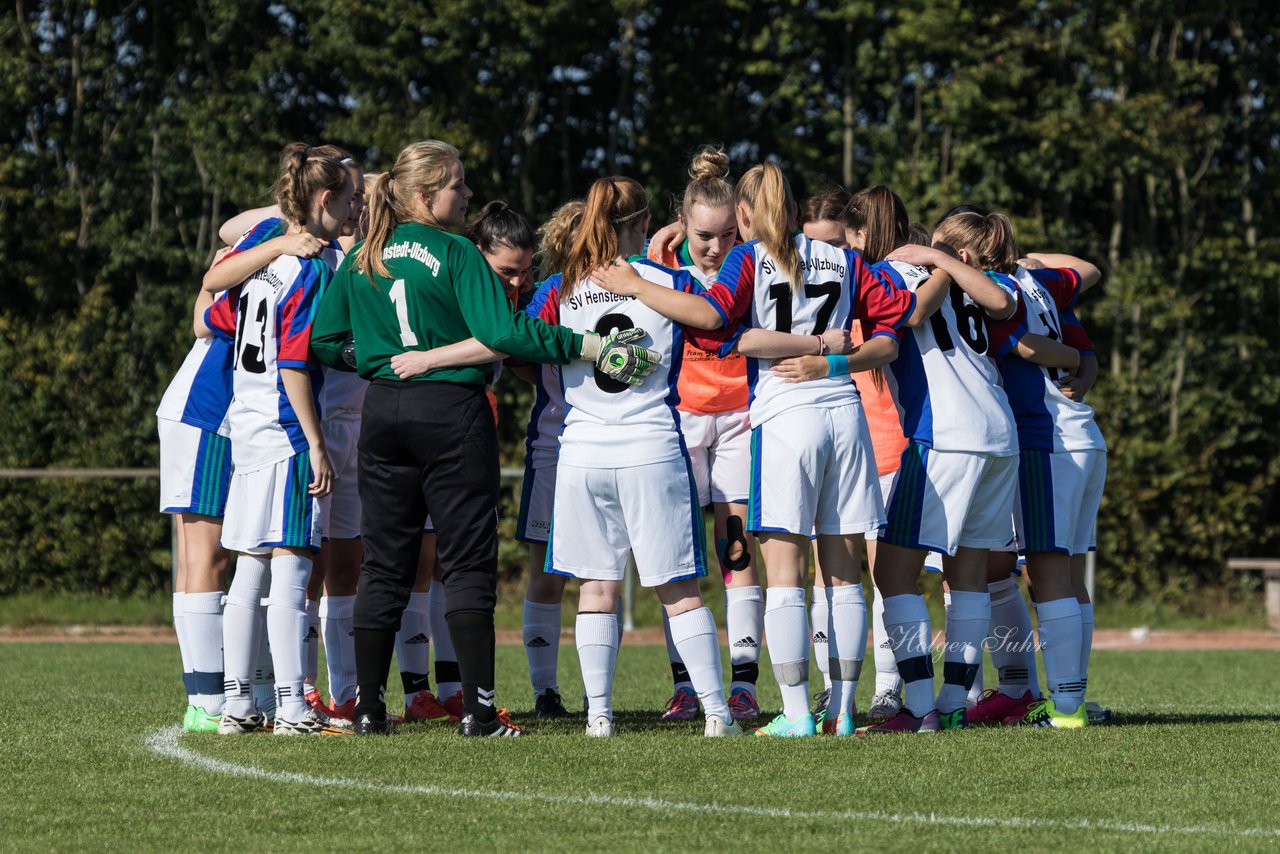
[1228,558,1280,631]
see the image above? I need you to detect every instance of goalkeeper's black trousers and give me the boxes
[352,380,499,722]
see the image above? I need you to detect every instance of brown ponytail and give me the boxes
[357,140,459,284]
[847,185,909,264]
[560,176,648,301]
[737,162,802,292]
[537,199,585,277]
[272,142,349,228]
[933,211,1020,273]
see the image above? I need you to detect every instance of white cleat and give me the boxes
[585,715,616,737]
[217,711,268,735]
[867,690,903,722]
[272,709,353,736]
[704,715,744,737]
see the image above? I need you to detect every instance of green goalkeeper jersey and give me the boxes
[312,222,584,385]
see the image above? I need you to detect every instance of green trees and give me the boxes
[1,1,1275,603]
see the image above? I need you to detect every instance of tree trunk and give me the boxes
[606,15,637,174]
[841,19,854,188]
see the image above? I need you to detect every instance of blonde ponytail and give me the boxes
[560,176,648,301]
[737,162,802,292]
[357,140,459,284]
[272,142,348,228]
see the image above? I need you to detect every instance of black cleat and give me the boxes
[533,689,570,718]
[354,712,393,735]
[458,710,528,737]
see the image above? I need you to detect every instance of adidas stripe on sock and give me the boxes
[523,599,562,696]
[726,585,763,694]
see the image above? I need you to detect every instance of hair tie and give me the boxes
[340,157,355,166]
[612,206,649,225]
[387,169,396,181]
[302,144,312,158]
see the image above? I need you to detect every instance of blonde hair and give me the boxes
[537,199,585,277]
[559,177,648,301]
[272,143,350,228]
[357,140,460,283]
[680,146,734,221]
[934,211,1020,273]
[737,162,802,292]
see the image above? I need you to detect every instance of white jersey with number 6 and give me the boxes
[877,260,1019,456]
[528,259,720,469]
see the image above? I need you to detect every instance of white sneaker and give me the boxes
[273,709,352,736]
[867,689,903,721]
[585,715,616,737]
[704,715,743,737]
[217,711,268,735]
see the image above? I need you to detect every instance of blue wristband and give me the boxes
[825,354,849,376]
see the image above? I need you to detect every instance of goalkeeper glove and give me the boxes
[579,328,662,386]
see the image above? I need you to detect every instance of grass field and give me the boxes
[2,642,1277,852]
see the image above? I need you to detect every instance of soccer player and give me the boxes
[646,147,763,724]
[944,213,1103,728]
[309,141,659,737]
[157,280,237,732]
[854,197,1028,733]
[198,143,354,736]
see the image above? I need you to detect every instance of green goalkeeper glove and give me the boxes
[579,328,662,386]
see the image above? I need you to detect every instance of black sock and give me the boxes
[446,609,496,723]
[671,661,691,685]
[435,660,461,685]
[354,628,396,717]
[401,671,431,695]
[731,662,759,685]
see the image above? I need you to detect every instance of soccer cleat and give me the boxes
[441,690,465,720]
[585,715,615,737]
[354,712,393,736]
[534,688,570,719]
[304,688,327,715]
[821,711,854,736]
[459,708,527,737]
[705,716,744,737]
[273,709,354,736]
[1022,699,1088,729]
[939,708,967,730]
[404,690,458,724]
[811,688,831,726]
[966,688,1039,725]
[727,688,760,722]
[326,698,357,724]
[867,689,903,722]
[856,708,942,734]
[660,686,700,721]
[183,704,220,733]
[217,711,269,735]
[753,712,817,738]
[1085,701,1113,724]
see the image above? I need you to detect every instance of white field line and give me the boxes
[146,727,1279,840]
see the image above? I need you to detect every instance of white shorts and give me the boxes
[548,458,705,587]
[748,404,883,537]
[867,469,944,570]
[681,408,751,505]
[318,414,361,540]
[157,418,231,517]
[881,443,1017,556]
[221,452,322,554]
[516,463,556,544]
[1014,448,1107,555]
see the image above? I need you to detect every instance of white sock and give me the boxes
[576,612,619,721]
[1036,597,1085,715]
[968,658,985,707]
[871,588,903,695]
[662,609,693,692]
[319,594,357,705]
[251,611,276,715]
[668,607,731,724]
[989,576,1037,698]
[222,554,270,717]
[523,599,562,696]
[266,553,312,722]
[937,590,990,714]
[765,587,810,720]
[184,591,225,716]
[396,591,432,703]
[429,583,461,698]
[725,586,763,695]
[1079,602,1094,700]
[826,584,867,719]
[881,593,934,718]
[304,599,320,693]
[810,587,832,691]
[173,592,194,705]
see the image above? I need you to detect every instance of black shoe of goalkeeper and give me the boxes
[459,713,527,737]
